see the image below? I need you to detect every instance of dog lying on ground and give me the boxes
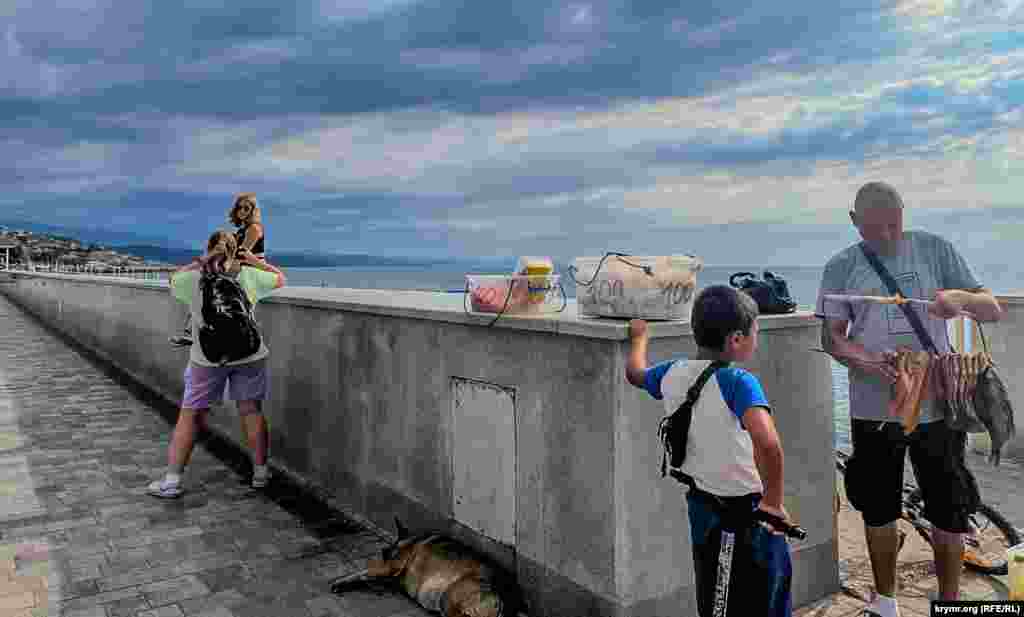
[329,517,527,617]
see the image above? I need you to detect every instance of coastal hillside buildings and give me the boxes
[0,229,170,271]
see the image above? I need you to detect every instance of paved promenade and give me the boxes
[0,296,425,617]
[0,292,1020,616]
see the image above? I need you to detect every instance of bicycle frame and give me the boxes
[836,450,1018,575]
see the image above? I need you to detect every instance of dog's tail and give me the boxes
[329,569,393,596]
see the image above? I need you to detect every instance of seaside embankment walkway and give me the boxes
[0,292,1019,616]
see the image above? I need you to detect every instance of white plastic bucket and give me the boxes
[466,274,564,315]
[571,254,702,320]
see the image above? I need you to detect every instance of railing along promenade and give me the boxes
[0,270,1018,617]
[2,264,173,279]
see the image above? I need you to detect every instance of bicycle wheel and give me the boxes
[836,450,848,473]
[962,503,1022,576]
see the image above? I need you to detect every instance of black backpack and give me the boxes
[658,361,729,487]
[729,271,797,314]
[197,271,262,365]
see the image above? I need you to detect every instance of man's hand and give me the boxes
[929,289,965,320]
[850,349,900,384]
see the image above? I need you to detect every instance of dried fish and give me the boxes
[966,354,974,427]
[884,344,1012,451]
[974,361,1017,466]
[932,353,949,406]
[902,352,931,435]
[964,353,975,424]
[939,351,987,434]
[969,353,980,404]
[888,351,912,417]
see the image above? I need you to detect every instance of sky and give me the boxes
[2,0,1024,264]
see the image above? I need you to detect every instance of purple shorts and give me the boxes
[182,360,268,411]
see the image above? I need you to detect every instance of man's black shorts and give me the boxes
[845,418,980,533]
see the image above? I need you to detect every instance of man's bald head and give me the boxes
[853,181,905,215]
[850,182,905,255]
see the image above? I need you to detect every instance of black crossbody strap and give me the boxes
[859,242,938,354]
[684,360,730,405]
[661,360,730,484]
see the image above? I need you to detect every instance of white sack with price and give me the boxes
[573,255,702,321]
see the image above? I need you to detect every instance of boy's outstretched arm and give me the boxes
[743,407,789,524]
[626,319,649,387]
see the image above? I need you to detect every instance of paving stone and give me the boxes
[331,590,420,617]
[225,596,314,617]
[306,595,348,617]
[64,578,101,597]
[58,587,145,613]
[138,606,185,617]
[61,607,107,617]
[105,595,151,617]
[178,589,247,615]
[100,551,153,577]
[190,607,236,617]
[67,564,103,580]
[140,575,211,607]
[110,526,205,550]
[96,564,180,592]
[234,543,282,561]
[67,554,108,571]
[183,563,250,593]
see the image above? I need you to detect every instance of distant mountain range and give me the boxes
[0,218,461,268]
[112,245,456,268]
[0,219,181,250]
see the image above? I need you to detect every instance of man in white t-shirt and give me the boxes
[817,182,1001,615]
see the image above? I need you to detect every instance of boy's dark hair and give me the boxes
[691,285,759,351]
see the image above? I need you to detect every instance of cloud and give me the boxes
[0,0,1022,262]
[2,27,68,98]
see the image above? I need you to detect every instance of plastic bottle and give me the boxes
[1009,542,1024,601]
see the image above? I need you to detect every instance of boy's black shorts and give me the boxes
[844,418,980,533]
[686,489,792,617]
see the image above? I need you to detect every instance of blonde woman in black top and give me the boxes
[229,193,266,261]
[170,193,268,346]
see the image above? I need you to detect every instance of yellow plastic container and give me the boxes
[1009,542,1024,601]
[516,257,554,305]
[518,257,553,276]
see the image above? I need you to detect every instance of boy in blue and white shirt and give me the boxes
[626,285,793,617]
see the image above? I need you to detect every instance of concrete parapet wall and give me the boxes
[0,272,838,616]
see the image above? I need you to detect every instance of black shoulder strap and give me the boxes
[859,242,938,354]
[662,360,730,485]
[683,360,730,405]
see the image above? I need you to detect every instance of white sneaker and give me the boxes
[864,593,900,617]
[146,478,183,499]
[252,466,270,489]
